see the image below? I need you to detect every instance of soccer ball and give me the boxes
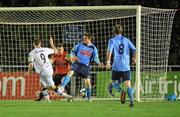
[80,88,86,98]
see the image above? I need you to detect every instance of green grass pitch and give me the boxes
[0,100,180,117]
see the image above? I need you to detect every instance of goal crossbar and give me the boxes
[0,6,141,11]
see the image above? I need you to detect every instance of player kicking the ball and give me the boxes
[56,32,104,102]
[35,38,71,101]
[25,38,72,102]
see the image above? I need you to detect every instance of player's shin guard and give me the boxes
[86,87,91,100]
[61,75,70,88]
[127,87,133,104]
[112,82,121,92]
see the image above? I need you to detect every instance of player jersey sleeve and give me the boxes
[92,46,100,64]
[107,39,114,53]
[70,44,79,57]
[45,48,55,55]
[128,40,136,53]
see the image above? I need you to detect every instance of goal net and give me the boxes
[0,6,176,101]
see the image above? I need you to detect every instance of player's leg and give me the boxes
[38,66,56,102]
[61,62,80,89]
[58,74,71,95]
[53,86,73,102]
[107,82,114,97]
[84,77,92,102]
[53,74,62,86]
[35,87,47,101]
[111,70,121,93]
[112,80,121,92]
[124,71,134,107]
[39,75,51,102]
[125,80,134,107]
[46,75,73,102]
[111,71,126,103]
[61,62,82,89]
[108,80,122,97]
[65,83,71,95]
[61,70,74,90]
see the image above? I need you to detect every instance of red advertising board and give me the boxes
[0,72,62,100]
[0,72,40,100]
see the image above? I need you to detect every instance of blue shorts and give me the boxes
[71,62,90,78]
[111,70,131,82]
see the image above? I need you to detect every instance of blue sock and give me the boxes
[86,88,91,100]
[61,75,70,87]
[127,87,133,103]
[112,82,121,92]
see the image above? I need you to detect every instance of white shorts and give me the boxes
[40,74,54,87]
[40,65,53,76]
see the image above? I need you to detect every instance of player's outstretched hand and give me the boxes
[106,63,111,69]
[131,58,136,65]
[98,62,105,68]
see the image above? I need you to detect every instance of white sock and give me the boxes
[61,93,72,99]
[56,88,63,95]
[42,90,51,102]
[44,95,51,102]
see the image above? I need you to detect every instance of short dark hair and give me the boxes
[33,38,41,46]
[83,32,93,41]
[113,24,123,35]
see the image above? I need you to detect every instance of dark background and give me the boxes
[0,0,179,65]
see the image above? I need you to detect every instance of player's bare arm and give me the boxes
[106,50,112,69]
[49,37,58,54]
[132,53,136,65]
[25,62,33,75]
[50,56,56,64]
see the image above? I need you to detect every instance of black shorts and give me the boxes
[111,70,131,82]
[53,74,71,95]
[71,62,90,78]
[53,74,67,86]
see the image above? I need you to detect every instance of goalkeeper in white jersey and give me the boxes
[25,38,72,102]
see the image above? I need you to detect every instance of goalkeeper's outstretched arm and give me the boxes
[49,37,58,54]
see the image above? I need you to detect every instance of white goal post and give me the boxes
[0,6,176,101]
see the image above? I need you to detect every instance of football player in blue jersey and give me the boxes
[60,32,104,102]
[106,24,136,107]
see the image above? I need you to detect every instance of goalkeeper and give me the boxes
[106,24,136,107]
[59,32,104,102]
